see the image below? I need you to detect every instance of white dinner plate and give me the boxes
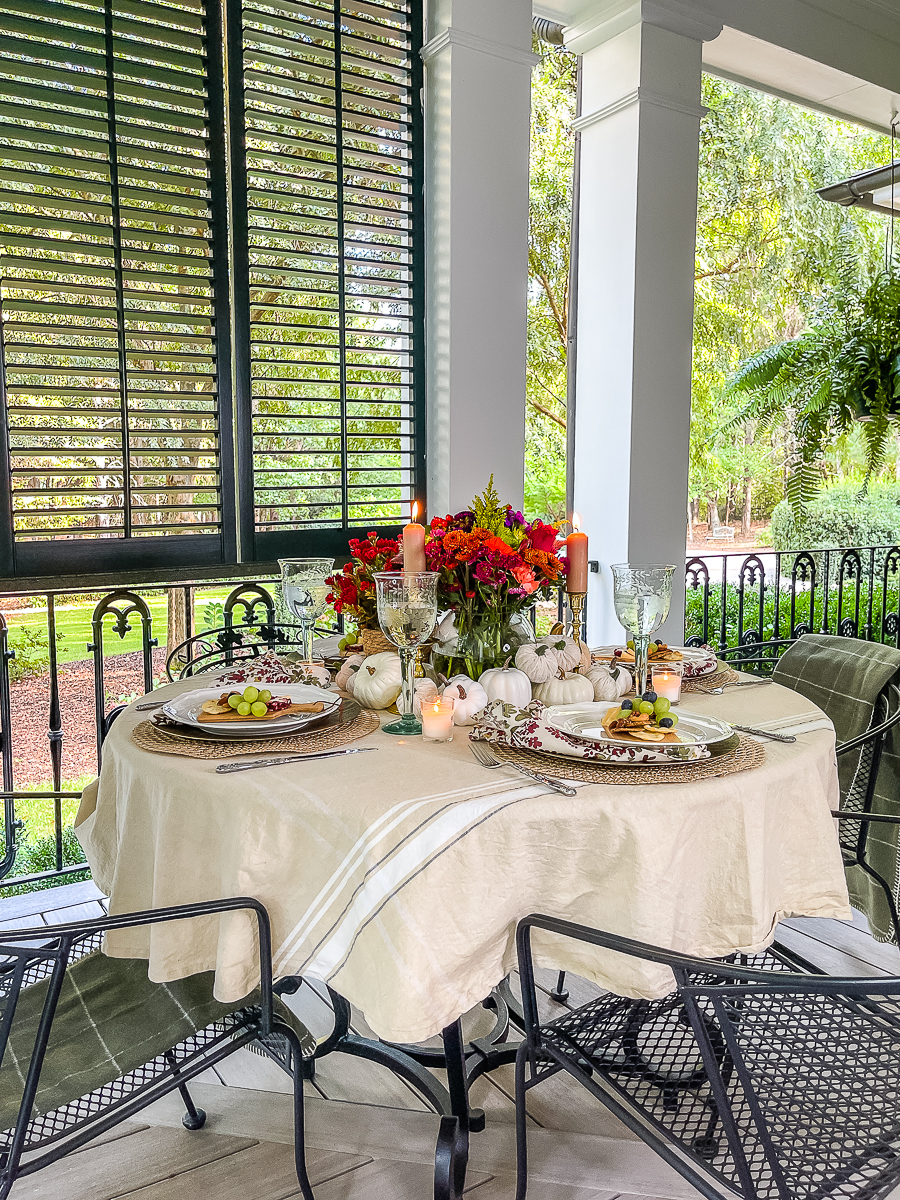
[591,644,719,679]
[161,683,341,738]
[544,701,734,750]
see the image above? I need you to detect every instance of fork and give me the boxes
[470,741,577,796]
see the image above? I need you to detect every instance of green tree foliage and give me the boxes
[525,45,576,520]
[691,77,890,530]
[526,61,894,533]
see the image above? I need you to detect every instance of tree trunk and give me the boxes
[724,483,734,528]
[687,499,694,544]
[167,587,194,666]
[692,497,701,524]
[707,495,721,531]
[741,427,753,540]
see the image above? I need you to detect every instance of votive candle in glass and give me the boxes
[421,696,455,742]
[651,662,684,705]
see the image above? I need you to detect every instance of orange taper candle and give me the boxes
[566,515,588,593]
[403,500,426,576]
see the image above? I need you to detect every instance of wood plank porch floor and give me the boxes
[5,881,899,1199]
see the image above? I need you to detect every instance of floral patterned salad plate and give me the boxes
[545,702,734,751]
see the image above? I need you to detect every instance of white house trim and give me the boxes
[421,27,540,70]
[572,84,707,131]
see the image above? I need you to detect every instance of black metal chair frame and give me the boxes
[0,897,314,1200]
[514,913,900,1200]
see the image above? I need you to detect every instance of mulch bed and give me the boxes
[10,649,168,786]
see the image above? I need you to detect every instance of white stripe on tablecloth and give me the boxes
[299,782,542,979]
[273,777,522,972]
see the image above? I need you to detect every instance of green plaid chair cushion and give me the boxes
[0,949,313,1132]
[774,634,900,942]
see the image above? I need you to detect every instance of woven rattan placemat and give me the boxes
[487,734,765,786]
[132,707,380,760]
[682,662,741,693]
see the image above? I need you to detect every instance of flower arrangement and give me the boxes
[325,531,400,630]
[427,478,567,677]
[427,478,566,623]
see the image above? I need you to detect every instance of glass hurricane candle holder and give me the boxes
[374,572,439,736]
[651,661,683,705]
[610,564,676,697]
[421,696,454,742]
[278,557,334,662]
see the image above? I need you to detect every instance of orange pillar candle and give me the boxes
[403,501,427,576]
[566,517,589,593]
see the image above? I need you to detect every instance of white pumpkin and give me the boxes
[539,635,583,673]
[478,658,533,707]
[533,671,595,707]
[515,641,561,684]
[334,653,364,691]
[352,651,403,709]
[412,677,440,717]
[443,674,489,726]
[584,662,631,702]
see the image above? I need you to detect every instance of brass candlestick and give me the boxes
[567,591,587,645]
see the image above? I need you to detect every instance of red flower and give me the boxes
[524,520,559,553]
[465,590,476,598]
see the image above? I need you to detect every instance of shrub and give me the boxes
[770,482,900,553]
[7,626,63,684]
[0,827,89,896]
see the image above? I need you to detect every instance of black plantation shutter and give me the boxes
[0,0,423,577]
[0,0,232,573]
[235,0,424,559]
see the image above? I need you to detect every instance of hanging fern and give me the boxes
[727,267,900,520]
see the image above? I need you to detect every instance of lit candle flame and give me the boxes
[432,700,441,713]
[571,512,581,532]
[411,500,420,523]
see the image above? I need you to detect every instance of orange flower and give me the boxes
[443,530,481,561]
[521,547,562,579]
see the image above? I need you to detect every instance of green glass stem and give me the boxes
[382,646,422,736]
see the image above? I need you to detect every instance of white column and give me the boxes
[423,0,536,516]
[566,1,721,644]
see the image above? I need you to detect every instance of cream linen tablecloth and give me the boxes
[75,677,850,1043]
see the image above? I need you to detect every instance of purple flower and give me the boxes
[505,509,525,528]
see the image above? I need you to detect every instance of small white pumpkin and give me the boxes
[515,641,561,684]
[533,671,595,707]
[352,651,403,710]
[539,635,583,673]
[584,662,631,702]
[334,653,364,691]
[479,658,533,707]
[443,674,489,726]
[412,677,440,717]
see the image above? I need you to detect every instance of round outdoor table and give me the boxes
[75,675,849,1198]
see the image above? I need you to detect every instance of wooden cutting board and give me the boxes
[198,702,326,724]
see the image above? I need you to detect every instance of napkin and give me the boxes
[215,650,331,688]
[470,700,710,765]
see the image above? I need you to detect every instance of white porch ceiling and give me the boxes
[533,1,900,134]
[702,27,900,135]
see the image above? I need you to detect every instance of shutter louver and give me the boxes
[240,0,421,545]
[0,0,226,562]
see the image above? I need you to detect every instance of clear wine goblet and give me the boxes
[278,558,334,662]
[374,571,439,736]
[610,564,676,698]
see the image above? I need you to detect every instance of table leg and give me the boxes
[434,1019,470,1200]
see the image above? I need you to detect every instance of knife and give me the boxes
[215,746,377,773]
[729,723,797,743]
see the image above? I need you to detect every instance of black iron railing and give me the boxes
[685,544,900,653]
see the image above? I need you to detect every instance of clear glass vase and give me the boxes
[431,610,536,681]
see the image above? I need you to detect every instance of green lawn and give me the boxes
[5,589,233,667]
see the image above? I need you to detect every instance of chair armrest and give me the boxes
[831,809,900,825]
[835,684,900,756]
[0,897,275,1028]
[515,912,900,1016]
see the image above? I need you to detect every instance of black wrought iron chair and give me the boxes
[165,620,314,681]
[0,897,316,1199]
[515,913,900,1200]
